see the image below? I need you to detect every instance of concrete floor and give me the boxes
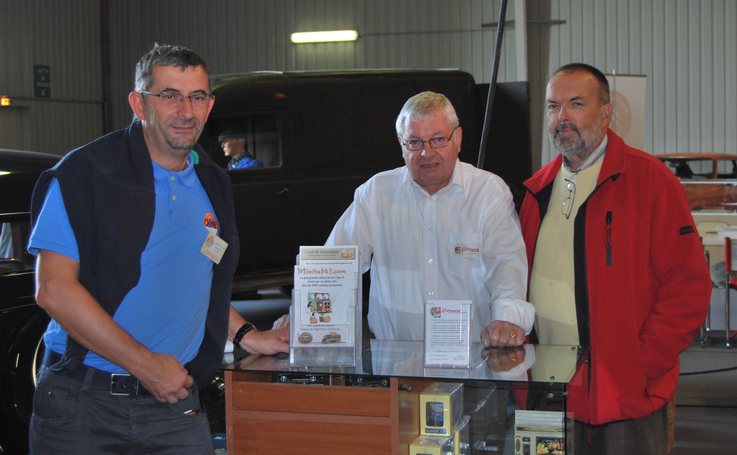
[672,333,737,453]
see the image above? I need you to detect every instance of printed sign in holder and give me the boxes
[424,300,473,369]
[290,246,362,367]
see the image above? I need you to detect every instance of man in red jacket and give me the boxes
[519,63,711,454]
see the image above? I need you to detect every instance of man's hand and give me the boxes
[481,320,525,347]
[36,250,193,403]
[136,352,193,403]
[481,345,527,372]
[239,326,290,355]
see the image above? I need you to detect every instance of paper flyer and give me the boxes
[292,246,359,348]
[424,300,472,368]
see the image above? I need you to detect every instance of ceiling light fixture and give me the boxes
[290,30,359,44]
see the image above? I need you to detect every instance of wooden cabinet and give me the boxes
[222,343,584,454]
[225,371,433,455]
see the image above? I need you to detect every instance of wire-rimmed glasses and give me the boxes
[139,90,212,108]
[401,127,458,151]
[562,177,576,219]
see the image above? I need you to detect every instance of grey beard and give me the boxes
[550,125,598,161]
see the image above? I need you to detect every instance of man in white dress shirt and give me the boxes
[326,91,534,347]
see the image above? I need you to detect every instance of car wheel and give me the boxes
[0,310,49,455]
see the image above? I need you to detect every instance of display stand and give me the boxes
[223,342,586,455]
[290,246,362,367]
[424,300,473,369]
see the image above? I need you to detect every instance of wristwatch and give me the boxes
[233,322,257,349]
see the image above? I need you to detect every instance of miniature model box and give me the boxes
[514,410,567,455]
[410,415,470,455]
[420,382,464,436]
[408,435,449,455]
[290,246,361,367]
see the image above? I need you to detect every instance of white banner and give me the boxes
[605,73,647,151]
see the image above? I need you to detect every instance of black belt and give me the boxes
[43,350,151,396]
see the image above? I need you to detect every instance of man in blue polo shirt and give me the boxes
[28,43,289,454]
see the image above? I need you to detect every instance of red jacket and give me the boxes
[520,129,711,425]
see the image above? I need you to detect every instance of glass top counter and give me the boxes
[222,341,587,385]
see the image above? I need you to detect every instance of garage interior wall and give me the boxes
[0,1,103,155]
[0,0,735,171]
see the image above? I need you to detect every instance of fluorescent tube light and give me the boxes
[290,30,358,43]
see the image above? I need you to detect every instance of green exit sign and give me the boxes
[34,65,50,98]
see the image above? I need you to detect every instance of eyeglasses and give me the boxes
[562,177,576,219]
[401,127,458,152]
[139,90,212,108]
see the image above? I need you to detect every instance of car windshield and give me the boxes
[659,156,737,180]
[0,218,35,273]
[716,158,737,179]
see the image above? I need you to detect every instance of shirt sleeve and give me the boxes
[639,173,711,379]
[325,187,373,274]
[481,181,535,334]
[28,177,80,261]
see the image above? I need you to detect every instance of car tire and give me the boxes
[0,310,49,455]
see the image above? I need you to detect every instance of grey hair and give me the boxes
[395,91,459,137]
[134,43,211,92]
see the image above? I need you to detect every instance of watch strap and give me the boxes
[233,322,257,349]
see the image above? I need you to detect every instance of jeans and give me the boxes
[29,366,215,455]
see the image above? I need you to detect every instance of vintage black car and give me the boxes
[0,149,59,455]
[199,70,532,295]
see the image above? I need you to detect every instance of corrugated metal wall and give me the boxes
[0,0,102,154]
[1,0,735,169]
[105,0,517,131]
[536,0,737,166]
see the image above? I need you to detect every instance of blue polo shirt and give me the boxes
[29,156,216,374]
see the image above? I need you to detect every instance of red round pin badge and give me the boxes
[203,213,219,232]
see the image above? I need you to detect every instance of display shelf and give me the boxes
[222,342,587,455]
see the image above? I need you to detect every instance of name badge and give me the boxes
[201,233,228,264]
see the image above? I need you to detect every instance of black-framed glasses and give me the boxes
[139,90,212,108]
[401,127,458,151]
[562,177,576,219]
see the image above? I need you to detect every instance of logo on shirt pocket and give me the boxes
[450,233,481,256]
[449,233,482,277]
[453,244,480,254]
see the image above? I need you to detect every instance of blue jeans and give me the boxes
[29,366,215,455]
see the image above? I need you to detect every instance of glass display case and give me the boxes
[221,341,587,455]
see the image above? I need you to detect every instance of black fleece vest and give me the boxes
[31,121,240,387]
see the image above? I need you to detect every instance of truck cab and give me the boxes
[198,70,486,294]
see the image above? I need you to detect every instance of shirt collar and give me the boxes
[152,153,196,187]
[563,136,608,173]
[402,159,465,199]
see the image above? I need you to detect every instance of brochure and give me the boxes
[290,246,361,366]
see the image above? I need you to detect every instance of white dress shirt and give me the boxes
[326,160,534,341]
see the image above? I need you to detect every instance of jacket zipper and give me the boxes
[606,211,612,266]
